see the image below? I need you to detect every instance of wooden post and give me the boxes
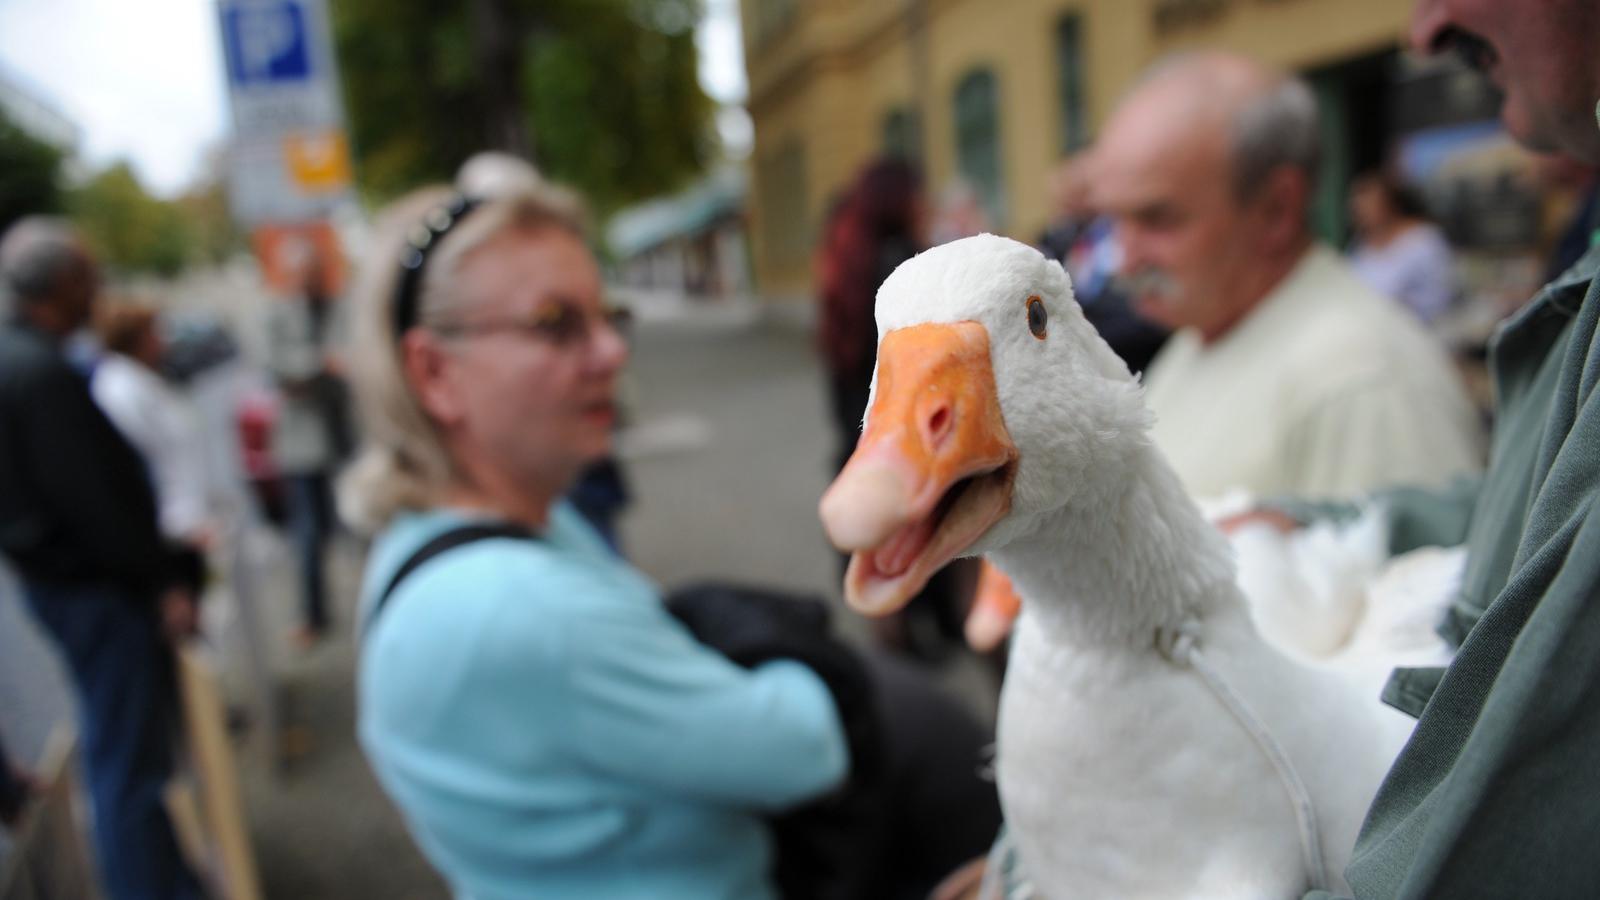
[175,643,263,900]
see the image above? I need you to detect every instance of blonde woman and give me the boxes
[342,185,848,900]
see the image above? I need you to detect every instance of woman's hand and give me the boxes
[930,856,990,900]
[159,587,200,643]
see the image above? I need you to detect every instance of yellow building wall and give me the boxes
[1141,0,1410,71]
[746,96,851,283]
[743,0,1412,298]
[921,0,1063,241]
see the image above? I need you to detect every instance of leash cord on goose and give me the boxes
[1158,621,1330,893]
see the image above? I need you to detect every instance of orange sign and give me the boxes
[251,221,347,297]
[283,130,352,192]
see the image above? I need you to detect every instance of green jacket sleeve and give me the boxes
[1320,495,1600,899]
[1312,253,1600,898]
[1267,473,1482,557]
[1375,475,1482,554]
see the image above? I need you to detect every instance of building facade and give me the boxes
[741,0,1422,298]
[0,63,81,158]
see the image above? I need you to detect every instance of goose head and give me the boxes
[820,234,1152,615]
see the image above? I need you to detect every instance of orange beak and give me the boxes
[819,322,1018,615]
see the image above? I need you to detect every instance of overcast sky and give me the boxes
[0,0,748,198]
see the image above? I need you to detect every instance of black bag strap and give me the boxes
[364,522,537,640]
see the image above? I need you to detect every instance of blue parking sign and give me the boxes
[221,1,312,86]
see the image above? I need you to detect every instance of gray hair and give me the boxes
[0,216,89,307]
[336,184,589,533]
[1230,75,1321,201]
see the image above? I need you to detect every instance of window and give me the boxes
[882,106,922,162]
[754,0,799,44]
[953,67,1005,227]
[758,138,809,270]
[1056,15,1088,153]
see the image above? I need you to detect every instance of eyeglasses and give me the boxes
[393,194,480,340]
[429,303,633,349]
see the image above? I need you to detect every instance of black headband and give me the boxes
[393,194,481,340]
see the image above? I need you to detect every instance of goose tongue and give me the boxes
[873,509,939,578]
[872,477,971,576]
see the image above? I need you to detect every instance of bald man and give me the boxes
[1092,53,1485,503]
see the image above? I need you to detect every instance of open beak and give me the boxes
[819,322,1018,615]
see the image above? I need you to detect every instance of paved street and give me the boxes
[0,298,999,898]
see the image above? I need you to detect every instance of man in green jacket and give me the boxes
[1284,0,1600,896]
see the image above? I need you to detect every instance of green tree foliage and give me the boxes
[0,108,65,236]
[0,106,237,276]
[175,177,245,266]
[69,163,194,278]
[332,0,714,214]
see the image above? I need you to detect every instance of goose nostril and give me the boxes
[925,404,952,448]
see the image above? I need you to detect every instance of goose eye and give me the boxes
[1026,296,1048,339]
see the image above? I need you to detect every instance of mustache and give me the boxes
[1432,26,1497,74]
[1111,268,1182,300]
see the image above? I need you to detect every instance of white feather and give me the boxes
[1223,500,1461,674]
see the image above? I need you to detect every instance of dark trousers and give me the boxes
[569,457,631,555]
[286,472,333,632]
[21,580,201,899]
[0,730,26,821]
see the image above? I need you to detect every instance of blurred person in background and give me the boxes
[1036,153,1169,374]
[457,150,633,552]
[1035,155,1094,265]
[0,218,201,899]
[1536,153,1600,281]
[263,239,350,645]
[817,158,976,661]
[1348,170,1461,324]
[1093,52,1485,502]
[928,179,991,246]
[817,159,923,478]
[93,302,215,551]
[342,185,855,899]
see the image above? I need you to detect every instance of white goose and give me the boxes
[819,234,1412,898]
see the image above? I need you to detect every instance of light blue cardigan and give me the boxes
[357,503,848,900]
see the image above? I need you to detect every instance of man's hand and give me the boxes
[159,587,200,642]
[1215,507,1300,535]
[184,524,219,554]
[966,561,1023,653]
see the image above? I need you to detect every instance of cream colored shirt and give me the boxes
[1142,245,1485,502]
